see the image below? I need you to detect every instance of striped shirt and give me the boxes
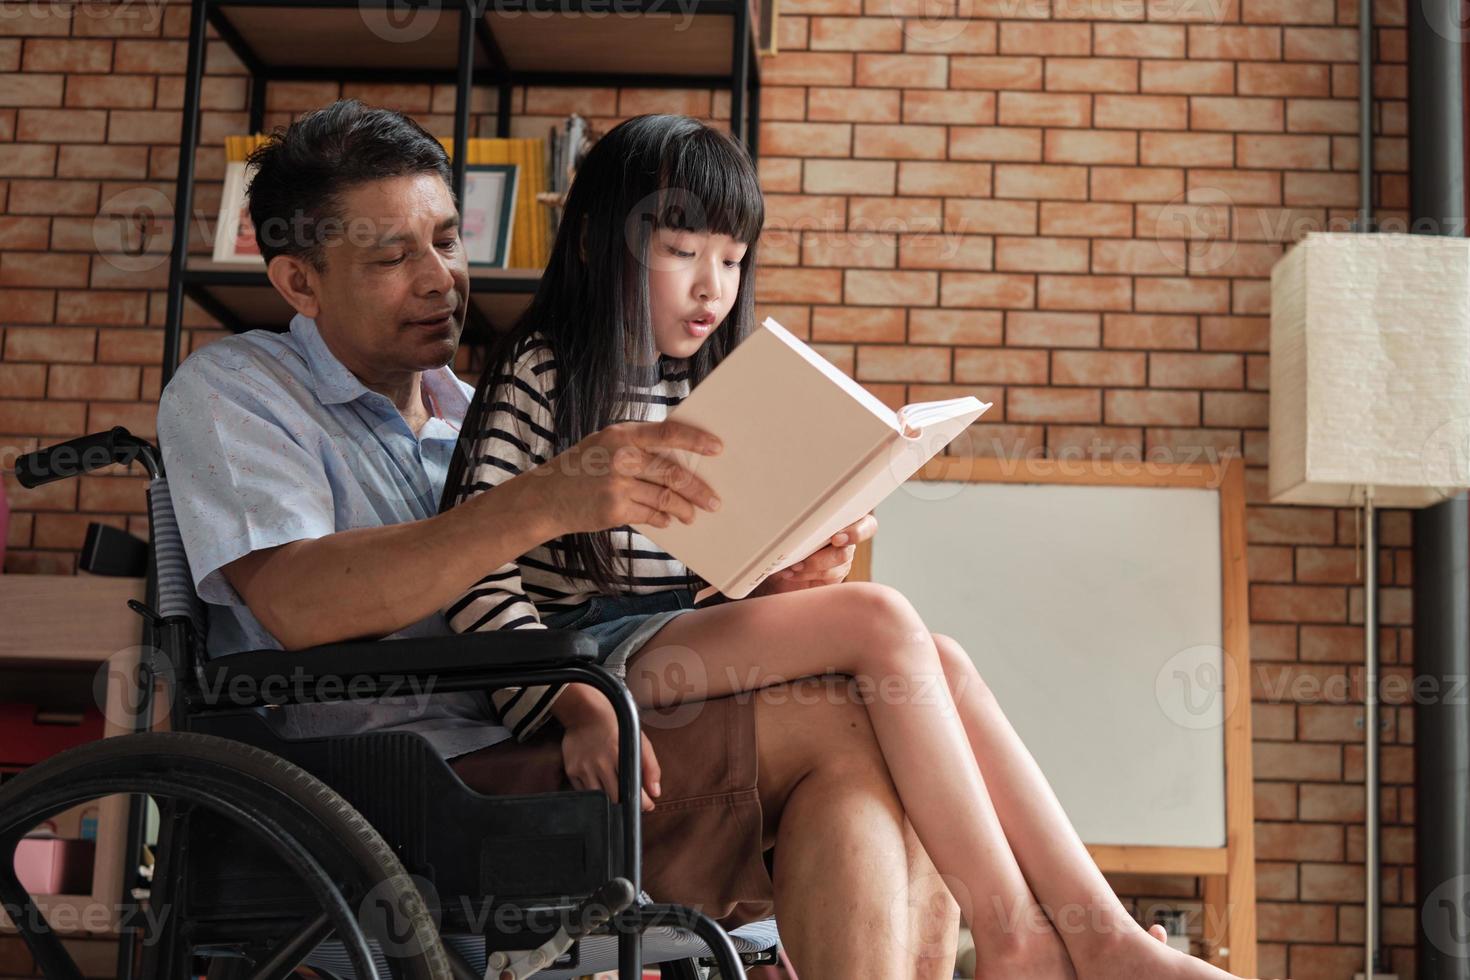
[443,333,715,739]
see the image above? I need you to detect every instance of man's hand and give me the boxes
[525,420,724,537]
[751,513,878,596]
[556,686,661,812]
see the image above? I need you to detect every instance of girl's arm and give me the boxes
[443,341,566,740]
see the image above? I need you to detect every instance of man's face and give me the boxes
[309,173,469,376]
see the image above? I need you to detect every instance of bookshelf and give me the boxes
[161,0,766,378]
[0,575,148,939]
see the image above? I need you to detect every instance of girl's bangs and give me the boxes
[651,130,764,244]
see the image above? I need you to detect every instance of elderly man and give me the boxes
[156,99,959,978]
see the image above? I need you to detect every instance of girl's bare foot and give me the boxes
[1078,926,1258,980]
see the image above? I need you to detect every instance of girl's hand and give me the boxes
[752,514,878,596]
[559,695,661,812]
[528,420,724,536]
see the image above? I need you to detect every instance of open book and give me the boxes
[632,316,992,599]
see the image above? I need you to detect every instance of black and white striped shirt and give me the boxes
[443,333,714,740]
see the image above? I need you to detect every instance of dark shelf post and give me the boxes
[162,0,211,385]
[730,0,749,148]
[453,0,476,204]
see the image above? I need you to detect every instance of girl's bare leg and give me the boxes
[633,584,1252,980]
[633,583,1074,980]
[928,633,1251,980]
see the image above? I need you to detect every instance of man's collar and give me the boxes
[290,313,371,407]
[289,312,470,423]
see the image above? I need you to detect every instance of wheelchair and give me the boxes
[2,427,782,980]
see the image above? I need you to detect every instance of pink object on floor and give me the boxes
[14,837,96,895]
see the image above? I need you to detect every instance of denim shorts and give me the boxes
[539,588,700,679]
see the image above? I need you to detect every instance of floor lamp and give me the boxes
[1269,231,1470,979]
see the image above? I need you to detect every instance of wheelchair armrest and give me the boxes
[191,629,600,710]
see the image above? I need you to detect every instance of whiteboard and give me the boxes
[871,480,1228,849]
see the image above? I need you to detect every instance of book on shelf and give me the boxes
[632,316,991,599]
[212,134,273,265]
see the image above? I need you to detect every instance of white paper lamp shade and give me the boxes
[1269,232,1470,508]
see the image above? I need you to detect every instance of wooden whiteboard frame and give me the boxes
[851,455,1257,976]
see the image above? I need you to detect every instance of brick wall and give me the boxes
[0,0,1414,976]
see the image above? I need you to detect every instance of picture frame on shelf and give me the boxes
[211,159,264,266]
[462,163,518,269]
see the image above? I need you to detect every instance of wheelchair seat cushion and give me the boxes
[450,690,776,929]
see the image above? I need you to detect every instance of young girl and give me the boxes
[441,114,1258,980]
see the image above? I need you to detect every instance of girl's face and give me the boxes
[645,226,748,360]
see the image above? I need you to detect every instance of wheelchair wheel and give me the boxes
[0,731,451,980]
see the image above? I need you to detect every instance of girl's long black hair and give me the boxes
[440,114,766,595]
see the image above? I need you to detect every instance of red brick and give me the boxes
[939,272,1035,308]
[1047,425,1143,457]
[96,327,162,364]
[0,73,63,107]
[802,230,898,268]
[64,74,155,109]
[760,121,851,157]
[855,123,948,159]
[1095,94,1189,129]
[46,363,140,400]
[1286,97,1358,133]
[1045,58,1139,93]
[1094,23,1187,57]
[1257,903,1337,943]
[949,126,1043,161]
[1150,352,1244,388]
[0,253,90,288]
[1105,389,1199,425]
[0,398,87,436]
[1191,96,1285,131]
[1092,239,1187,274]
[808,87,900,122]
[107,109,181,144]
[855,53,948,88]
[15,107,107,142]
[855,344,950,381]
[845,269,938,305]
[0,215,49,249]
[765,194,848,232]
[997,92,1091,127]
[945,199,1038,234]
[909,309,1003,345]
[1250,545,1295,584]
[1140,132,1235,167]
[851,196,944,232]
[954,348,1049,384]
[1007,311,1101,347]
[758,87,808,122]
[950,56,1044,90]
[810,15,905,50]
[804,159,896,194]
[1146,0,1244,23]
[1239,62,1331,96]
[755,267,844,303]
[1008,387,1101,423]
[1187,25,1283,59]
[1140,60,1235,94]
[998,22,1091,55]
[1298,703,1366,742]
[1284,171,1358,206]
[901,90,996,125]
[1236,133,1332,169]
[0,288,55,323]
[900,17,999,54]
[1040,201,1134,237]
[897,233,995,270]
[1092,167,1186,202]
[1104,313,1198,349]
[1283,26,1356,60]
[1044,130,1137,165]
[22,38,113,72]
[1251,584,1348,622]
[0,144,57,177]
[70,2,166,37]
[761,51,856,86]
[812,306,907,342]
[994,163,1088,200]
[1188,168,1283,204]
[1052,350,1147,386]
[1038,274,1132,310]
[1244,0,1335,22]
[992,236,1088,273]
[1299,783,1366,821]
[0,363,46,397]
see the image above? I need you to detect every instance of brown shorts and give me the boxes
[448,693,776,929]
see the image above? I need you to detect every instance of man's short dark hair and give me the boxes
[245,98,454,269]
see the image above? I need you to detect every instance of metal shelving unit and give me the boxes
[162,0,763,383]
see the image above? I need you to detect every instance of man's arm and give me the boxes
[221,474,556,650]
[221,419,725,651]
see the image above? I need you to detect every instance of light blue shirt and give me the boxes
[156,313,512,757]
